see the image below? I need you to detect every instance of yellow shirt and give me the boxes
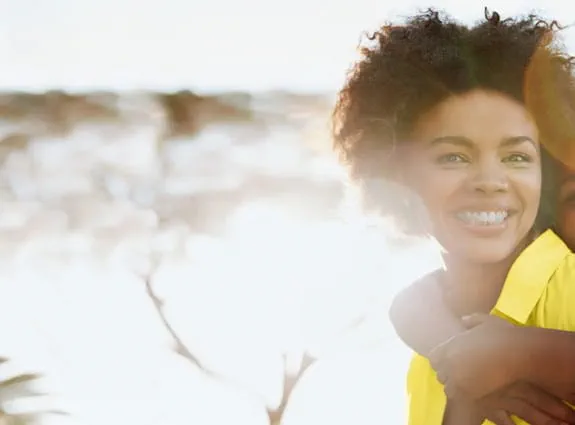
[406,229,575,425]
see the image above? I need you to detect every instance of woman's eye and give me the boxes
[437,153,468,164]
[504,153,532,163]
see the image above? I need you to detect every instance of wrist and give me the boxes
[510,326,541,382]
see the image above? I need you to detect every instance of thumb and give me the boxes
[486,410,516,425]
[461,313,490,329]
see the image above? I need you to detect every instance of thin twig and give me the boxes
[269,353,316,425]
[142,262,317,425]
[143,272,216,377]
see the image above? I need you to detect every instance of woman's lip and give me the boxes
[450,211,514,237]
[451,209,517,217]
[452,208,514,213]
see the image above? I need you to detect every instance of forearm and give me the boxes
[519,326,575,403]
[389,276,465,357]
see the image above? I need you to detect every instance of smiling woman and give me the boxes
[331,7,575,425]
[401,89,541,266]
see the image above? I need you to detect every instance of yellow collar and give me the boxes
[493,230,570,324]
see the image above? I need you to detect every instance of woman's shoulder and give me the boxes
[494,229,571,325]
[525,230,575,329]
[527,229,575,286]
[528,229,569,254]
[509,229,570,283]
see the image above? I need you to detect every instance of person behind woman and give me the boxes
[332,7,575,425]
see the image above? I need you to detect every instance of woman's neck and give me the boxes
[440,238,530,317]
[440,258,510,316]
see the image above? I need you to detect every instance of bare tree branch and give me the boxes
[142,272,216,377]
[142,261,318,425]
[269,353,316,425]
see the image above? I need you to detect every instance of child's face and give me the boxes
[558,163,575,250]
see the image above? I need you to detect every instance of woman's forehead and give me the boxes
[411,90,538,142]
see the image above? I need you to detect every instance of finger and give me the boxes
[443,381,455,399]
[436,369,448,385]
[428,348,443,371]
[444,385,459,400]
[495,397,568,425]
[443,381,466,401]
[461,313,491,329]
[484,409,516,425]
[509,383,575,423]
[428,336,455,369]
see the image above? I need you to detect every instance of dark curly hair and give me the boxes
[333,8,575,233]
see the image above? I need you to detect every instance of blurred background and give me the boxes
[0,1,571,424]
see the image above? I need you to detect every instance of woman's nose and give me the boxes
[469,162,509,194]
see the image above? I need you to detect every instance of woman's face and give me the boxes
[401,89,541,264]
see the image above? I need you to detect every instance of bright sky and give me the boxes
[0,0,572,92]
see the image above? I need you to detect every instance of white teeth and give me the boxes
[456,211,509,226]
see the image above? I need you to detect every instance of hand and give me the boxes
[479,382,575,425]
[429,313,522,400]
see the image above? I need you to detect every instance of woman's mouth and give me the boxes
[455,210,510,226]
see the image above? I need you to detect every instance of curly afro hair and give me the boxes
[332,7,575,233]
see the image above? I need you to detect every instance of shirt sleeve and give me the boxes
[533,253,575,331]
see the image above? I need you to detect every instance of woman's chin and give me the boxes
[441,237,520,265]
[455,247,518,266]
